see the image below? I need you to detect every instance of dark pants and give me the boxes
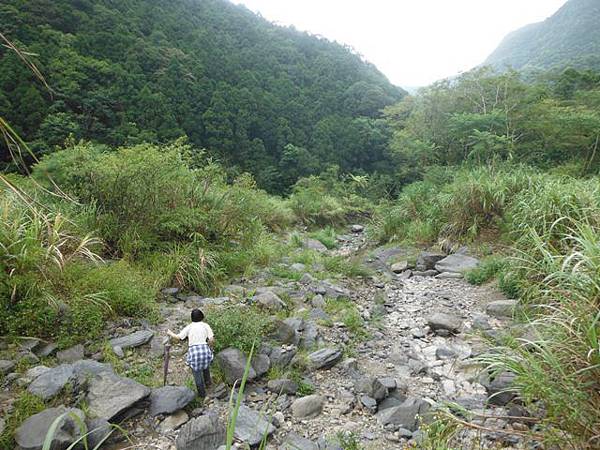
[192,367,212,397]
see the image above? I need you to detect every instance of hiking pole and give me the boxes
[163,336,171,386]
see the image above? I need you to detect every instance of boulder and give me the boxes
[234,405,276,446]
[486,300,519,318]
[416,252,446,271]
[27,364,74,400]
[291,395,324,418]
[86,372,151,421]
[251,354,270,377]
[485,371,517,406]
[267,379,298,395]
[158,410,189,433]
[270,320,298,345]
[299,321,320,350]
[24,365,51,380]
[216,348,256,384]
[109,330,154,350]
[290,263,306,272]
[307,348,342,370]
[176,413,225,450]
[313,281,350,299]
[269,346,297,368]
[282,433,319,450]
[351,224,364,233]
[253,291,286,311]
[390,261,409,273]
[56,344,85,364]
[354,377,388,401]
[149,386,195,416]
[427,313,463,334]
[15,406,85,450]
[149,336,166,357]
[311,294,326,309]
[304,238,327,253]
[85,418,113,449]
[435,254,479,274]
[376,397,431,431]
[36,343,58,358]
[0,359,15,375]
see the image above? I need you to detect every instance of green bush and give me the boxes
[465,256,507,285]
[309,227,338,249]
[205,305,273,354]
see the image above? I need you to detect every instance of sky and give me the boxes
[232,0,568,88]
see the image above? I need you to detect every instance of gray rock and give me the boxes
[427,313,463,334]
[36,343,58,358]
[282,432,319,450]
[86,372,151,421]
[149,386,195,416]
[267,378,298,395]
[251,354,270,377]
[390,261,409,273]
[290,263,307,272]
[351,224,364,233]
[472,314,492,330]
[253,291,286,311]
[412,270,439,277]
[486,300,518,318]
[299,321,320,350]
[162,287,180,296]
[176,413,225,450]
[378,377,397,391]
[15,406,85,450]
[378,395,405,411]
[24,365,51,380]
[57,344,85,364]
[269,346,297,368]
[271,320,298,344]
[216,348,256,384]
[19,351,39,364]
[416,252,446,271]
[360,395,377,412]
[158,410,189,433]
[376,397,431,431]
[0,417,5,436]
[311,294,326,309]
[27,364,74,399]
[304,238,328,252]
[435,347,457,360]
[19,338,42,352]
[354,377,388,401]
[308,348,342,370]
[314,281,350,299]
[149,336,166,357]
[86,418,113,448]
[0,359,15,375]
[234,405,276,446]
[109,330,154,350]
[310,308,330,321]
[435,254,479,273]
[485,371,517,406]
[436,272,464,279]
[291,395,324,418]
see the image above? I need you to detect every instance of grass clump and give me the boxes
[465,256,507,285]
[308,227,338,249]
[324,297,366,338]
[0,392,46,449]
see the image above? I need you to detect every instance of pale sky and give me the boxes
[232,0,568,88]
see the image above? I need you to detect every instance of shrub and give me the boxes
[205,305,273,354]
[465,256,507,285]
[309,227,338,249]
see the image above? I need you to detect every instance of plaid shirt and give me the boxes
[186,344,213,371]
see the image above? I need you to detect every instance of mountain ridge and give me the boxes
[485,0,600,73]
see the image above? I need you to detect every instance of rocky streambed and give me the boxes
[0,227,527,450]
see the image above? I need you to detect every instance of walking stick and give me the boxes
[163,336,171,386]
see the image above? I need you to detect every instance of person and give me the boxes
[167,309,215,398]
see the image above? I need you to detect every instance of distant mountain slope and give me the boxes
[485,0,600,73]
[0,0,405,190]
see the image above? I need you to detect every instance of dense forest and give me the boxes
[0,0,404,191]
[486,0,600,74]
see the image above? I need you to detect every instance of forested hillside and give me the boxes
[485,0,600,74]
[0,0,404,191]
